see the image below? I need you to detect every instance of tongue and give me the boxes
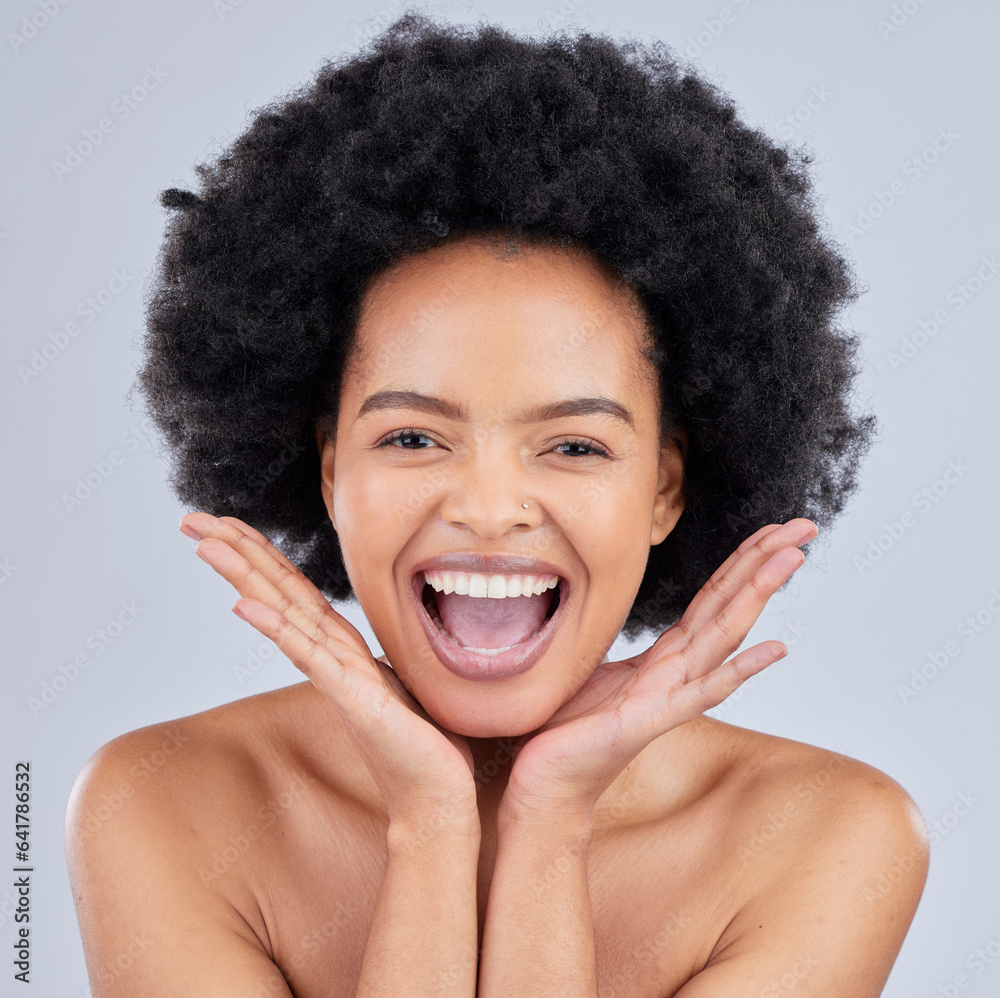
[434,589,553,649]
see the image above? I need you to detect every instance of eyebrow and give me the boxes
[357,389,634,429]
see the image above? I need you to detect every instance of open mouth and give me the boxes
[409,568,569,681]
[419,575,563,655]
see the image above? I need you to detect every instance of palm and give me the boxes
[503,518,818,819]
[365,652,479,785]
[181,512,479,817]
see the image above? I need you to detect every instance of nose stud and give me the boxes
[522,502,528,509]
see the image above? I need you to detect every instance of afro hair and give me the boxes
[137,12,875,640]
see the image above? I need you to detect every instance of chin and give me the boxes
[412,683,560,741]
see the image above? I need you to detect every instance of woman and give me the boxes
[66,14,928,996]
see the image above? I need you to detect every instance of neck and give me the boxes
[467,734,519,828]
[375,650,615,831]
[460,648,614,811]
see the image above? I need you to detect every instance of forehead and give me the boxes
[343,235,656,398]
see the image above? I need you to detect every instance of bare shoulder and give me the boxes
[669,718,930,996]
[67,682,324,837]
[64,683,338,996]
[712,719,929,873]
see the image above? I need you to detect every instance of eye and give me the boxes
[376,429,609,458]
[377,428,438,450]
[553,437,610,459]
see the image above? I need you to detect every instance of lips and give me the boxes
[408,569,570,681]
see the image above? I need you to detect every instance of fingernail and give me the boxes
[232,604,248,622]
[180,523,203,541]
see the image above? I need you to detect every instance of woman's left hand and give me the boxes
[499,517,819,826]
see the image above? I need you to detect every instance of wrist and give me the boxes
[497,796,595,841]
[387,808,481,857]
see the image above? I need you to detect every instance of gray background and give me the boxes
[1,0,997,994]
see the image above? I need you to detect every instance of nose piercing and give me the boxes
[522,502,528,509]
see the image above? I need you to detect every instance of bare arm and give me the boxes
[68,731,485,997]
[357,815,481,997]
[474,521,928,996]
[66,732,297,997]
[671,771,929,997]
[478,808,597,997]
[119,513,488,995]
[477,765,928,998]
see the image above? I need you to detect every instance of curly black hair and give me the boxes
[137,12,875,641]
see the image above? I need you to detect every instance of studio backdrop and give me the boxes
[1,0,997,995]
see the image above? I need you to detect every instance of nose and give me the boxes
[437,433,536,538]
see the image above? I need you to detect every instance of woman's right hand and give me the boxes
[179,512,480,833]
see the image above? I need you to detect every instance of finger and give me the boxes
[217,516,312,581]
[232,597,389,720]
[195,522,382,684]
[187,512,334,620]
[194,535,348,658]
[183,512,322,596]
[197,535,373,661]
[676,518,816,637]
[188,515,381,681]
[646,639,788,732]
[680,545,805,680]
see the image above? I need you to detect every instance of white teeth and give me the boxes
[423,569,559,599]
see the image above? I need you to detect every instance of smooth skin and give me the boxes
[66,235,928,997]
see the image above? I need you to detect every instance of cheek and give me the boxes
[574,467,655,537]
[330,462,409,584]
[566,476,656,594]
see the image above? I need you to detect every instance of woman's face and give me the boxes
[317,234,686,738]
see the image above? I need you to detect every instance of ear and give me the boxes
[315,424,337,531]
[650,428,687,546]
